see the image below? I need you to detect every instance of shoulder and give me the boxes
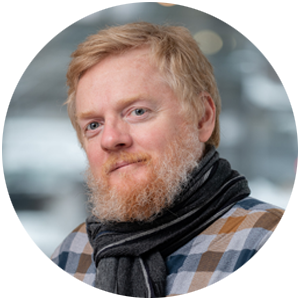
[165,197,284,296]
[168,196,284,262]
[51,223,96,285]
[188,197,283,256]
[218,197,284,234]
[230,196,284,218]
[202,197,284,258]
[206,197,284,253]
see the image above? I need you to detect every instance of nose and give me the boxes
[100,120,133,151]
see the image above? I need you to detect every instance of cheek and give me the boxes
[85,143,104,170]
[135,127,173,155]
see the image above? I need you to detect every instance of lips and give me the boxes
[109,160,142,172]
[109,159,147,173]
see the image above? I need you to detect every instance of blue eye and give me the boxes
[87,122,100,130]
[133,108,146,116]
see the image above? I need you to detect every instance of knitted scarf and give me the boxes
[86,147,250,297]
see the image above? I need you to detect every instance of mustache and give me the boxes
[102,152,152,175]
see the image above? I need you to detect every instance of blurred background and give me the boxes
[2,2,297,257]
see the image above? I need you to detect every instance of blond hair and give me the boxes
[65,22,221,147]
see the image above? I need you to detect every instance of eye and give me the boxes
[87,122,100,130]
[131,108,147,116]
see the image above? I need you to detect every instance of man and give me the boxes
[51,22,283,297]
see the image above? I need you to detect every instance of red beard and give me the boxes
[86,125,203,223]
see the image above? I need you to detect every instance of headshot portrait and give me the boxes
[1,1,299,299]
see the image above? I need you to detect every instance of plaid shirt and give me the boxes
[51,197,283,296]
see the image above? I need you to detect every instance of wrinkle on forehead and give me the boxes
[74,47,188,137]
[76,48,170,104]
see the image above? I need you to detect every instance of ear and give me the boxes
[197,92,216,143]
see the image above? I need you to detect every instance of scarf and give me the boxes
[86,147,250,297]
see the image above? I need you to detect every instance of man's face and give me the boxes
[75,48,204,222]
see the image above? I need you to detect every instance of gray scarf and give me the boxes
[86,147,250,297]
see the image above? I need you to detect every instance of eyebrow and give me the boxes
[76,95,151,120]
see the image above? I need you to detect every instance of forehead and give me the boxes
[75,48,175,112]
[79,48,159,87]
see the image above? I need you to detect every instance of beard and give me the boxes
[85,124,204,223]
